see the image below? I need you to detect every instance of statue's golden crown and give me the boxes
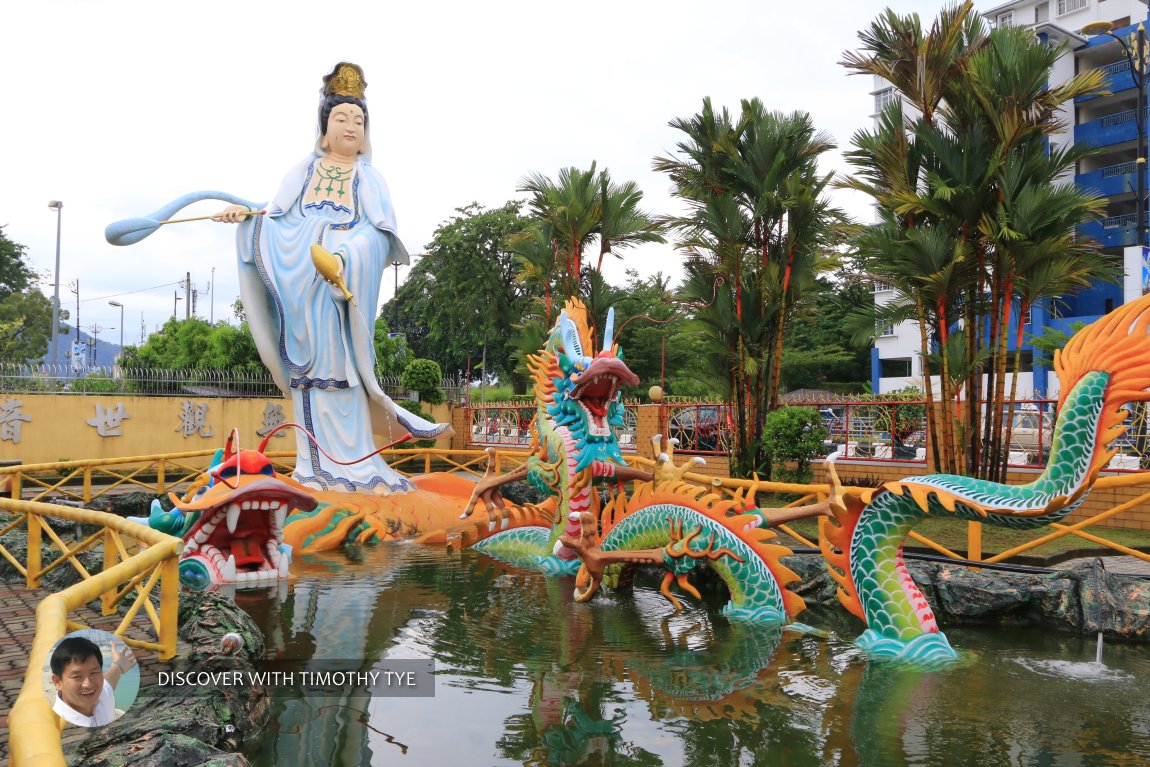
[324,63,367,99]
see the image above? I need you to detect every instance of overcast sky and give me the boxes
[3,0,951,349]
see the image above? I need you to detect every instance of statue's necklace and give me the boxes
[314,162,353,198]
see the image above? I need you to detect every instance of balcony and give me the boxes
[1078,211,1145,248]
[1076,59,1136,102]
[1075,108,1147,148]
[1076,161,1145,197]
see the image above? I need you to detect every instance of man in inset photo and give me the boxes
[50,635,136,727]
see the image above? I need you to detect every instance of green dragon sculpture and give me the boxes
[445,298,827,624]
[822,293,1150,663]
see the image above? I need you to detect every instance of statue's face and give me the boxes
[324,103,365,156]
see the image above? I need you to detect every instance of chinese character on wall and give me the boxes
[86,403,130,437]
[0,398,31,444]
[175,400,215,438]
[255,403,288,439]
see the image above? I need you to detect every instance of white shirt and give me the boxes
[53,680,118,727]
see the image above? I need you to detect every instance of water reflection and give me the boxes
[235,544,1150,766]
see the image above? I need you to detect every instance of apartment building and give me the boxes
[870,0,1150,396]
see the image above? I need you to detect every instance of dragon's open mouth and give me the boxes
[571,356,639,437]
[176,477,316,584]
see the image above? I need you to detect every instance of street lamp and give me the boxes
[1084,20,1148,247]
[47,200,62,367]
[108,301,124,360]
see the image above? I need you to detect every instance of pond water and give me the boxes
[234,543,1150,766]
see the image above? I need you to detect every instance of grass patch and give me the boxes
[774,515,1150,562]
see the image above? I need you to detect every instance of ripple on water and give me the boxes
[1010,657,1135,682]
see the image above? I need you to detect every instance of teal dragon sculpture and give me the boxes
[440,297,828,624]
[822,294,1150,663]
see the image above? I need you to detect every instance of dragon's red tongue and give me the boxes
[230,537,264,568]
[586,399,608,418]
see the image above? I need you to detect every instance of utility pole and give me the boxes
[48,201,63,366]
[185,271,191,319]
[140,312,146,344]
[68,280,80,342]
[210,266,215,324]
[87,323,103,366]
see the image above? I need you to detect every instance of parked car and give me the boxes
[669,406,731,453]
[1003,407,1054,453]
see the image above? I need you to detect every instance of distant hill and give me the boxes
[42,330,123,369]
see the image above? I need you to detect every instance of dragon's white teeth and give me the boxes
[241,500,252,511]
[221,554,237,581]
[200,519,217,536]
[185,540,199,552]
[278,550,290,577]
[226,503,241,534]
[274,504,287,531]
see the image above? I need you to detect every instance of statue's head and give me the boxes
[318,62,370,158]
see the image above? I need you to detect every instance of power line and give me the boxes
[80,281,182,303]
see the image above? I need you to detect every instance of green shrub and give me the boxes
[761,406,828,483]
[401,358,445,405]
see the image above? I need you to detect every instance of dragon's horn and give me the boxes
[602,307,615,352]
[559,311,584,358]
[223,429,237,461]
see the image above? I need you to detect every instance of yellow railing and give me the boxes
[1,451,297,505]
[625,455,1150,565]
[4,499,183,767]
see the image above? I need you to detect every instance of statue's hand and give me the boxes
[212,204,251,224]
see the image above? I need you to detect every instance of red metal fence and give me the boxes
[464,399,1150,470]
[467,402,640,451]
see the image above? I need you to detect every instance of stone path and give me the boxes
[1056,553,1150,577]
[0,581,170,762]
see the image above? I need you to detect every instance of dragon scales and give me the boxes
[822,293,1150,663]
[432,298,827,624]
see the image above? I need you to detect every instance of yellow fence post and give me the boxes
[159,551,180,660]
[967,520,982,567]
[10,469,21,499]
[26,512,40,589]
[157,460,166,494]
[102,528,117,615]
[83,466,92,504]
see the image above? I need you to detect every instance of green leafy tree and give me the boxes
[372,315,409,377]
[119,317,265,372]
[780,275,872,392]
[401,358,444,404]
[387,202,539,390]
[0,225,53,363]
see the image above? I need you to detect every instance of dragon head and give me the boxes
[166,437,318,589]
[535,300,639,472]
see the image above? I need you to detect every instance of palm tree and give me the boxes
[841,4,1112,477]
[595,170,665,272]
[518,165,601,297]
[656,100,844,476]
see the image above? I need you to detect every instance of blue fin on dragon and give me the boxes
[821,293,1150,664]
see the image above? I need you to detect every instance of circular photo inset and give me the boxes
[42,629,140,728]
